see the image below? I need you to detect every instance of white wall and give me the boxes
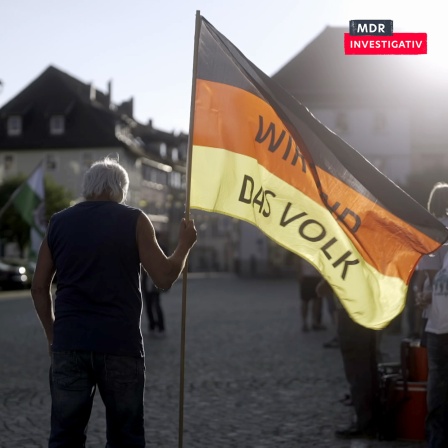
[313,107,411,184]
[0,148,143,207]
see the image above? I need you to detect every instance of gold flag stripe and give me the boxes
[190,145,406,329]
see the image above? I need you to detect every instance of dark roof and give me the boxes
[0,65,143,152]
[272,27,448,108]
[134,120,188,162]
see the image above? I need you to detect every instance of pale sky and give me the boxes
[0,0,444,134]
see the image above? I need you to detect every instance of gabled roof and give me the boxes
[272,27,447,108]
[0,65,144,152]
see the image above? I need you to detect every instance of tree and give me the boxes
[0,175,72,256]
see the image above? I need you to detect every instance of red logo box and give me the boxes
[344,33,427,55]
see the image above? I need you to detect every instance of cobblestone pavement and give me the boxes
[0,275,427,447]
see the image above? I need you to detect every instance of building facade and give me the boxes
[272,26,448,185]
[3,31,446,276]
[235,26,448,277]
[0,66,190,263]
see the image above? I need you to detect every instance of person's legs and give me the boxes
[96,353,146,448]
[306,277,325,330]
[426,332,448,448]
[312,296,326,330]
[326,295,337,326]
[300,276,320,331]
[144,292,157,331]
[153,293,165,332]
[300,299,309,332]
[336,308,378,437]
[323,296,339,348]
[349,331,378,433]
[49,350,96,448]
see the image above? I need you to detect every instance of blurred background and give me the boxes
[1,0,447,287]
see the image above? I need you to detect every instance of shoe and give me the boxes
[335,425,376,439]
[338,394,352,406]
[312,323,327,331]
[323,337,339,348]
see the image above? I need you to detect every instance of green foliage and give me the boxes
[0,176,29,252]
[44,176,72,218]
[0,175,72,254]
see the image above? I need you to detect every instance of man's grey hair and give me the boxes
[82,157,129,203]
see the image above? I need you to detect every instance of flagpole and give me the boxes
[178,10,201,448]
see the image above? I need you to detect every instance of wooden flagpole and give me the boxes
[178,10,201,448]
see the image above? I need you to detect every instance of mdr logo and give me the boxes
[344,19,427,55]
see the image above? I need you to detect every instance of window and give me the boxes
[149,167,158,183]
[159,143,167,158]
[147,167,167,185]
[50,115,65,135]
[170,171,181,189]
[172,147,179,162]
[4,154,14,171]
[7,116,22,136]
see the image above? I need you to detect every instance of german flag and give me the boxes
[190,15,448,329]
